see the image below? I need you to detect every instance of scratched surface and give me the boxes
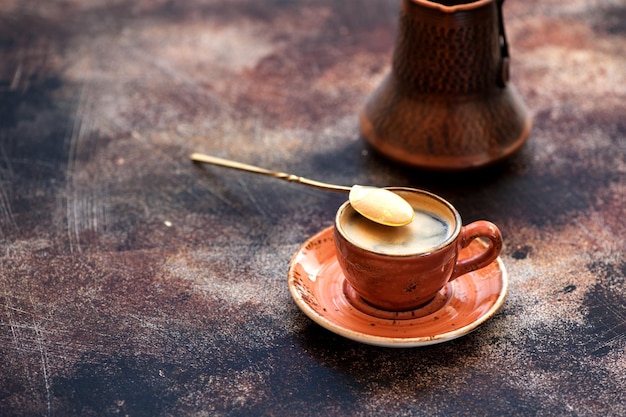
[0,0,624,416]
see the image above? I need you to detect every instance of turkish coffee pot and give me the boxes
[360,0,531,170]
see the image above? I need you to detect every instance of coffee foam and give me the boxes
[337,189,458,256]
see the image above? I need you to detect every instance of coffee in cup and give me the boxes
[340,202,453,256]
[334,188,502,311]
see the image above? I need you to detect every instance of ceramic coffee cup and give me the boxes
[334,188,502,311]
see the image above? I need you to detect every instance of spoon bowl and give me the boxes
[349,185,414,226]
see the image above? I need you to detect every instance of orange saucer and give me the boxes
[288,226,508,347]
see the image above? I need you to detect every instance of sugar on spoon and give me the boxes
[190,152,414,227]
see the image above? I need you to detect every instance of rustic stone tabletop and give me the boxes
[1,0,624,416]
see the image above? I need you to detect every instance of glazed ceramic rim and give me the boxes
[288,226,508,348]
[334,187,462,258]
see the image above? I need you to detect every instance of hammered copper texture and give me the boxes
[0,0,624,416]
[360,0,531,169]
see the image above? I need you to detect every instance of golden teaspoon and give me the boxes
[190,152,414,227]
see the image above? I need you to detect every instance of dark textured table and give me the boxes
[1,1,624,416]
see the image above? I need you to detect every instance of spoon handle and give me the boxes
[190,153,351,192]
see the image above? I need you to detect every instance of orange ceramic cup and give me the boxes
[334,188,502,311]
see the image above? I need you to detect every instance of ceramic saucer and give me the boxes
[288,226,508,348]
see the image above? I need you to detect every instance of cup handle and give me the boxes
[450,221,503,281]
